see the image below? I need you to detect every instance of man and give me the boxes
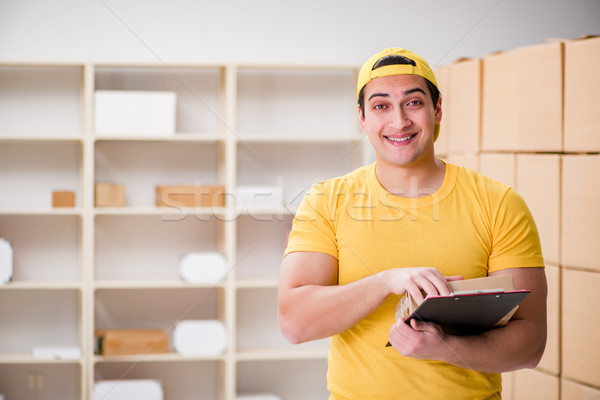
[278,48,547,399]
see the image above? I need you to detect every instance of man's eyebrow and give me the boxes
[367,87,426,101]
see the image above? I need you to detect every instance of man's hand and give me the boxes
[388,318,450,360]
[380,267,463,304]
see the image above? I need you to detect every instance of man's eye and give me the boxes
[407,100,423,106]
[373,104,386,110]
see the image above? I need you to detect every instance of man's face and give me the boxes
[359,74,442,169]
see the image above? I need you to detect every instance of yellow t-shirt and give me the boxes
[284,162,544,400]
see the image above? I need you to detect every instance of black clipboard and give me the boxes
[386,289,530,346]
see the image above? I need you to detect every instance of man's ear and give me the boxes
[434,96,442,125]
[358,104,366,132]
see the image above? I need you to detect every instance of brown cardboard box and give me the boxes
[156,185,225,208]
[516,155,560,265]
[561,378,600,399]
[447,58,481,154]
[433,65,450,156]
[479,153,516,188]
[396,274,517,325]
[52,191,75,207]
[514,41,563,152]
[537,264,559,374]
[564,36,600,152]
[513,369,559,400]
[95,183,126,207]
[482,42,563,152]
[95,329,168,356]
[502,372,515,400]
[561,155,600,271]
[481,50,519,151]
[562,268,600,387]
[444,154,479,172]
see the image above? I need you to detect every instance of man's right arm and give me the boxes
[278,251,456,344]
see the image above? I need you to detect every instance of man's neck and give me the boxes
[375,158,446,199]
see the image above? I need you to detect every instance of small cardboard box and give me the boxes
[516,154,560,265]
[95,329,168,356]
[95,183,126,207]
[446,58,481,154]
[395,274,517,326]
[156,185,225,208]
[514,41,563,152]
[52,191,75,207]
[562,268,600,387]
[481,50,519,151]
[479,153,516,188]
[94,90,176,136]
[561,155,600,271]
[564,36,600,152]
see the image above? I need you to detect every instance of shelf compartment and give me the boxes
[94,65,224,135]
[95,360,220,400]
[0,215,81,282]
[235,214,292,280]
[236,67,357,137]
[237,141,358,211]
[236,359,328,400]
[236,288,330,352]
[0,363,80,399]
[94,287,223,342]
[0,141,82,209]
[0,289,80,354]
[95,140,223,209]
[0,64,83,137]
[94,214,223,281]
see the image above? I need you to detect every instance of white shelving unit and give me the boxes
[0,61,363,399]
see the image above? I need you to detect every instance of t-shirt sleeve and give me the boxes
[488,187,545,272]
[283,183,339,260]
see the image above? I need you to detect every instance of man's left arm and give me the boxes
[388,266,547,373]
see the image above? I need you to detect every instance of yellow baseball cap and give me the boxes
[357,48,440,141]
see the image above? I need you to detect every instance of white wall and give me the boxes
[0,0,598,67]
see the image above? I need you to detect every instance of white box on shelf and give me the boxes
[32,346,81,360]
[235,186,283,208]
[173,320,227,356]
[0,239,12,284]
[179,252,228,284]
[94,379,163,400]
[94,90,176,136]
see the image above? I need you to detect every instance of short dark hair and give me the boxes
[358,55,440,118]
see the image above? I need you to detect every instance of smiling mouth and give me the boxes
[384,133,417,143]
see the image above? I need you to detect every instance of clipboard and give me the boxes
[385,289,530,346]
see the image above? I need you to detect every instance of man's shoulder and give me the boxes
[312,163,372,193]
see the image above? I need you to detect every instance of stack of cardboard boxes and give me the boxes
[435,36,600,399]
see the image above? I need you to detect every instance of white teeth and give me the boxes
[387,134,416,142]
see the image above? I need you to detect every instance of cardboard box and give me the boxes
[479,153,516,188]
[501,372,515,400]
[513,369,559,400]
[481,50,519,151]
[514,41,563,152]
[537,264,559,374]
[52,191,75,207]
[561,155,600,271]
[95,183,126,207]
[561,378,600,399]
[444,154,479,172]
[562,268,600,387]
[95,329,168,356]
[516,154,560,265]
[447,58,481,154]
[94,90,176,136]
[564,36,600,152]
[396,274,517,325]
[156,185,225,208]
